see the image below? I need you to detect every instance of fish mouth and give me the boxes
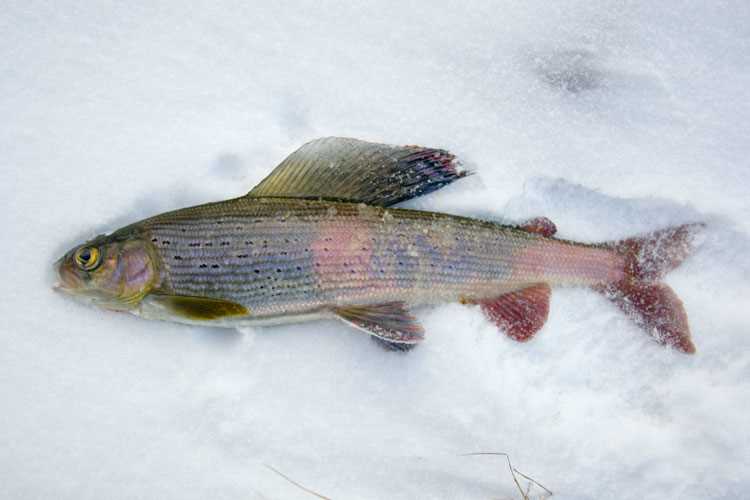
[52,258,67,293]
[52,256,81,295]
[52,280,79,296]
[52,278,105,308]
[51,259,116,309]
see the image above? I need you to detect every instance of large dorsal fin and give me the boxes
[247,137,470,206]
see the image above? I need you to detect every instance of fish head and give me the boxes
[54,232,158,311]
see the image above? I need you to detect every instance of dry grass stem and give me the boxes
[461,452,553,500]
[264,464,331,500]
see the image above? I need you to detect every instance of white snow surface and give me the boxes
[2,2,749,499]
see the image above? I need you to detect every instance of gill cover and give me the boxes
[56,234,159,310]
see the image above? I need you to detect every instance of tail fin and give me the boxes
[595,224,703,354]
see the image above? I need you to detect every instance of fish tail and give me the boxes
[595,223,704,353]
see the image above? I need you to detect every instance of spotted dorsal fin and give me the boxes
[247,137,470,206]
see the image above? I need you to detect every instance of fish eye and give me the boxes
[74,246,101,271]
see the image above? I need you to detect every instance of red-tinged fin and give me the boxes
[334,302,425,344]
[519,217,557,237]
[597,223,704,354]
[596,281,695,353]
[607,223,704,282]
[478,284,551,342]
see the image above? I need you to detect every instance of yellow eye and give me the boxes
[74,246,101,271]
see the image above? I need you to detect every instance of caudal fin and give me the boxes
[596,223,703,354]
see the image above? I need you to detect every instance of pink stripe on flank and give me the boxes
[512,240,625,287]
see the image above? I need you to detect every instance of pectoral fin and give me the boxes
[334,302,425,344]
[248,137,470,206]
[148,294,249,320]
[476,284,551,341]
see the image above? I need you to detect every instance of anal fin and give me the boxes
[477,284,551,341]
[334,302,425,344]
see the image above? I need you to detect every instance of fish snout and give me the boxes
[54,256,83,294]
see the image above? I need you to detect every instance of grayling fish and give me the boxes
[55,137,700,352]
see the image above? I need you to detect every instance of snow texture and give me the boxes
[2,2,749,499]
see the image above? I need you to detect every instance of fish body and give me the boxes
[56,137,700,353]
[127,197,621,324]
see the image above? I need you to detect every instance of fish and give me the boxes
[54,137,701,353]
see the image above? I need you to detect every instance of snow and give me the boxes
[2,1,749,498]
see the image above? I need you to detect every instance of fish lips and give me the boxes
[53,256,81,292]
[52,256,100,304]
